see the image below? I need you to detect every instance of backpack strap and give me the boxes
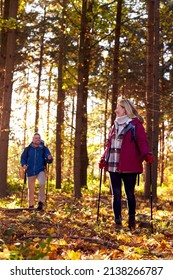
[124,123,140,152]
[25,145,30,161]
[43,146,47,170]
[124,123,135,139]
[124,123,141,185]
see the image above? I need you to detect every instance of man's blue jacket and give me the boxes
[20,142,53,177]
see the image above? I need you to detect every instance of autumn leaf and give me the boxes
[63,250,81,260]
[0,186,173,260]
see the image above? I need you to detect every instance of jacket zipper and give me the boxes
[33,149,37,175]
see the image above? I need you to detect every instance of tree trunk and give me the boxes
[35,6,46,132]
[111,0,123,125]
[23,71,29,148]
[145,0,155,198]
[0,0,18,196]
[159,119,165,186]
[46,64,53,140]
[74,0,93,197]
[103,88,109,183]
[66,94,75,184]
[56,0,66,189]
[152,0,160,199]
[80,0,93,188]
[145,0,159,200]
[0,0,9,130]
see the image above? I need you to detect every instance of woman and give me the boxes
[99,98,154,230]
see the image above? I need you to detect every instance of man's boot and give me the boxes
[37,201,43,210]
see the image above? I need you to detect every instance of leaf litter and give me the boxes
[0,190,173,260]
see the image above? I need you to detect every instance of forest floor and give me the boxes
[0,182,173,260]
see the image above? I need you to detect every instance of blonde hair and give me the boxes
[118,98,144,123]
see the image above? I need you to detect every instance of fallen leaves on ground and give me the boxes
[0,188,173,260]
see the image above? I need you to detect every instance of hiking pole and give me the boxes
[45,164,49,205]
[149,162,154,233]
[97,168,103,223]
[21,170,27,208]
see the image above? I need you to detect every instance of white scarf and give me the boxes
[107,115,132,172]
[115,115,132,135]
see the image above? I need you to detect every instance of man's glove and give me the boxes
[99,157,106,169]
[145,153,154,163]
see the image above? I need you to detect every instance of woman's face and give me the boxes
[115,104,126,117]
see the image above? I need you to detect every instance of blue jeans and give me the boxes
[109,172,137,221]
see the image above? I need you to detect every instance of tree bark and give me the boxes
[0,0,18,196]
[111,0,123,125]
[152,0,160,199]
[56,0,67,189]
[145,0,160,200]
[159,119,165,186]
[0,0,9,130]
[145,0,155,198]
[74,0,93,197]
[35,6,46,132]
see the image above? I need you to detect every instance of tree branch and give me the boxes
[21,234,123,251]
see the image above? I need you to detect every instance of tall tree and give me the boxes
[111,0,123,124]
[0,0,8,128]
[145,0,160,200]
[0,0,18,195]
[145,0,155,198]
[74,0,93,197]
[56,0,67,189]
[35,5,47,132]
[80,0,93,188]
[152,0,160,199]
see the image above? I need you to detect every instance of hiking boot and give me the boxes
[37,201,43,211]
[115,223,122,231]
[115,218,122,224]
[128,215,136,230]
[115,218,122,231]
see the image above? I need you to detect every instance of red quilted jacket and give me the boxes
[105,118,151,173]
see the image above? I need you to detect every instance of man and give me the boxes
[20,133,53,210]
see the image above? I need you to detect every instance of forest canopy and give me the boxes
[0,0,173,197]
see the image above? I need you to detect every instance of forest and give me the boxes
[0,0,173,260]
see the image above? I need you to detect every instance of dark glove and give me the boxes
[99,157,106,169]
[145,153,154,163]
